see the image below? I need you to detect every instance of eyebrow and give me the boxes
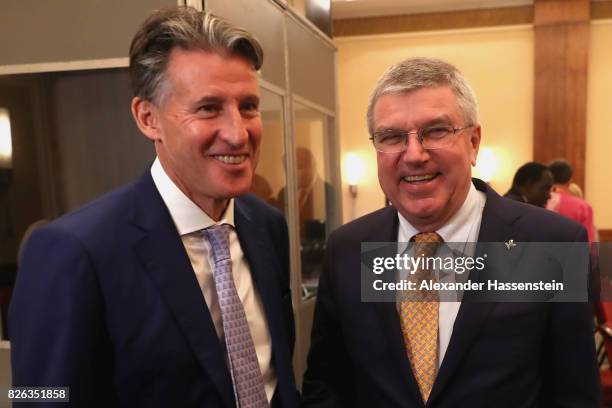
[240,94,260,106]
[373,115,455,134]
[192,94,260,106]
[193,95,225,107]
[372,127,405,135]
[420,115,454,127]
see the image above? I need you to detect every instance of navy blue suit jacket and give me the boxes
[302,179,600,407]
[9,171,298,407]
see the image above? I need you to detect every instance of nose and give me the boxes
[220,105,249,147]
[399,132,429,164]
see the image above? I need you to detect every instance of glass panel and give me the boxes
[292,101,336,299]
[250,88,286,212]
[289,0,307,16]
[287,16,335,112]
[205,0,287,90]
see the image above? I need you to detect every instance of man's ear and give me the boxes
[469,124,482,167]
[131,97,160,142]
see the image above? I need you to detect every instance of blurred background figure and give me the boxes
[568,182,584,199]
[249,173,276,206]
[547,159,596,243]
[276,147,335,295]
[504,161,553,207]
[276,147,334,239]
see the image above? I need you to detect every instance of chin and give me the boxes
[229,184,253,198]
[407,197,442,213]
[399,206,435,221]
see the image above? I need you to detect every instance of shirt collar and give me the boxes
[398,181,484,242]
[150,157,235,235]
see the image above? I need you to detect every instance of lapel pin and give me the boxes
[505,239,516,250]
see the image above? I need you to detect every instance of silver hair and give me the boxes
[129,6,263,104]
[366,57,479,135]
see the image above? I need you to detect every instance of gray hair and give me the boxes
[366,57,479,135]
[129,6,263,104]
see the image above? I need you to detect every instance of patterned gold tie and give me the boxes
[399,232,443,402]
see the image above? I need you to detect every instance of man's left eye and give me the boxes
[199,104,220,113]
[423,126,452,139]
[240,103,260,114]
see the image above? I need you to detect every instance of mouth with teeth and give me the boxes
[212,154,249,165]
[402,173,439,183]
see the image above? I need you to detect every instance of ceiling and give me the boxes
[331,0,534,20]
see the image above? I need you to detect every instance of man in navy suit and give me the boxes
[301,58,599,407]
[10,7,297,407]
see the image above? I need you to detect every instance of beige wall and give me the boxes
[587,20,612,230]
[336,25,534,222]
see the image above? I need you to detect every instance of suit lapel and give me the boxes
[428,179,520,406]
[129,172,235,408]
[234,198,296,406]
[369,206,426,406]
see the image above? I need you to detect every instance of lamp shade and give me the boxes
[344,152,365,186]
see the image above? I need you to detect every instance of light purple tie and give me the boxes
[203,225,269,408]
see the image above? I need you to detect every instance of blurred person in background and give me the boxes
[504,161,553,207]
[547,159,596,243]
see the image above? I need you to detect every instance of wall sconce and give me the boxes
[0,108,13,185]
[344,152,365,198]
[474,147,498,183]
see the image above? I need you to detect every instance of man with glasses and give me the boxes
[301,58,599,407]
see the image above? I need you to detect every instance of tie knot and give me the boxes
[202,224,232,264]
[412,232,443,257]
[413,232,443,244]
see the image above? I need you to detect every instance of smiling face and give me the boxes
[372,86,481,231]
[132,48,262,220]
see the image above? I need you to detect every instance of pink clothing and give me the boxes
[546,191,596,243]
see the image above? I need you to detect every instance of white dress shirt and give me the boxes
[397,181,486,367]
[150,158,276,402]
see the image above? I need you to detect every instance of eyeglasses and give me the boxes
[369,124,474,153]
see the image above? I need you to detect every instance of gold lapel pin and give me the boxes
[505,239,516,250]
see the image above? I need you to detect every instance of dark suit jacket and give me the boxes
[9,171,298,407]
[301,178,600,407]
